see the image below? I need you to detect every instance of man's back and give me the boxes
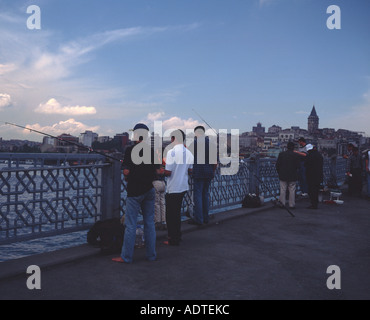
[191,136,216,179]
[276,150,300,182]
[305,150,323,183]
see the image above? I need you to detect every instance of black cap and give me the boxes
[133,123,149,131]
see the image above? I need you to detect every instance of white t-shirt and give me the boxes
[165,144,194,194]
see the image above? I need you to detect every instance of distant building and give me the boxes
[279,129,296,142]
[97,136,110,143]
[239,133,257,148]
[268,125,282,134]
[252,122,265,135]
[80,131,98,148]
[308,106,319,134]
[113,132,129,149]
[55,134,79,153]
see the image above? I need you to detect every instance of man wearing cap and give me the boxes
[304,144,323,209]
[113,123,158,263]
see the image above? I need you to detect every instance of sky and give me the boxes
[0,0,369,142]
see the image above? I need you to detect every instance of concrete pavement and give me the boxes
[0,193,369,300]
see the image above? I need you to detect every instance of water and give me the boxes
[0,230,88,262]
[0,162,100,262]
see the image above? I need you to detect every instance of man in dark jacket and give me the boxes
[188,126,217,225]
[112,123,159,263]
[305,144,324,209]
[276,142,300,209]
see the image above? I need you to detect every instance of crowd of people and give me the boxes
[276,138,324,210]
[276,139,369,211]
[112,123,215,263]
[112,123,369,264]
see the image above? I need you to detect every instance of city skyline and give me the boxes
[0,106,365,145]
[1,0,370,142]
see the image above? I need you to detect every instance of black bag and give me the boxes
[242,193,261,208]
[87,218,125,255]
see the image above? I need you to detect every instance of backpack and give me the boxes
[87,218,125,255]
[242,193,261,208]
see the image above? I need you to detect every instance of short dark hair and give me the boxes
[194,126,205,133]
[171,129,186,143]
[298,137,306,143]
[287,142,295,150]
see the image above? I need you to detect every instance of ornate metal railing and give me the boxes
[0,154,107,244]
[1,153,347,244]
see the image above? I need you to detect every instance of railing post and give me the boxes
[101,160,122,220]
[248,158,259,194]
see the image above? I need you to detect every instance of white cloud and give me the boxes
[35,98,97,115]
[25,119,100,137]
[0,64,16,75]
[147,112,166,122]
[143,112,202,132]
[0,93,12,109]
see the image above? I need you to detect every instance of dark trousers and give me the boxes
[165,192,186,245]
[307,181,320,208]
[349,168,362,196]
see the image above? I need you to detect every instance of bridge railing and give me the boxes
[0,153,346,244]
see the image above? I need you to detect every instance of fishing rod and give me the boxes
[252,173,295,217]
[190,111,295,217]
[2,121,123,163]
[192,108,218,136]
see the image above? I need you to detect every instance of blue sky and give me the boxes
[0,0,369,141]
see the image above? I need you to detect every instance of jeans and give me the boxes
[121,188,156,263]
[193,178,212,224]
[367,172,370,197]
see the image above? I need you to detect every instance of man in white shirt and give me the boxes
[164,129,194,246]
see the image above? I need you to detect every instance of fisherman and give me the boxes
[163,129,194,246]
[276,141,300,209]
[304,144,323,210]
[112,123,159,263]
[296,137,309,197]
[188,126,217,225]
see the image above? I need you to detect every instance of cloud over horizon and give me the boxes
[144,112,203,133]
[35,98,97,115]
[0,93,12,109]
[24,119,100,137]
